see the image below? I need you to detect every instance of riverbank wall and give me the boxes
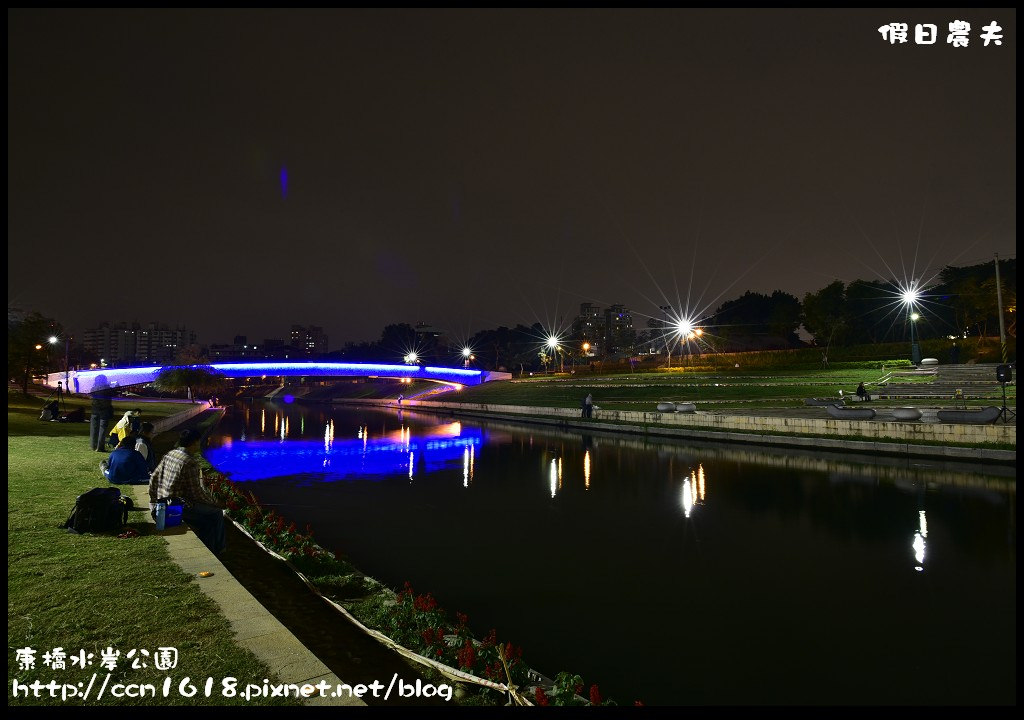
[330,398,1016,464]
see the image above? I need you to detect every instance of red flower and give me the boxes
[456,639,476,670]
[456,612,468,626]
[589,685,602,706]
[414,593,438,612]
[535,688,549,706]
[634,700,645,706]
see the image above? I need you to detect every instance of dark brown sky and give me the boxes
[8,9,1016,346]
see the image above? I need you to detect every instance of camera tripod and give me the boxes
[40,382,67,421]
[998,382,1016,424]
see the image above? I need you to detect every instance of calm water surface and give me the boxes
[206,402,1016,705]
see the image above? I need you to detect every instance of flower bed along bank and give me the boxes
[200,463,622,707]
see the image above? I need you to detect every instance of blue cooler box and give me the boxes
[165,504,183,528]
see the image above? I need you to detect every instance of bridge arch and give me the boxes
[46,362,510,395]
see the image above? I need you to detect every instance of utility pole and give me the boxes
[994,253,1008,364]
[64,336,70,393]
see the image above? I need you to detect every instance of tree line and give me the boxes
[8,259,1015,379]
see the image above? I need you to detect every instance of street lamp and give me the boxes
[900,285,923,365]
[546,336,562,373]
[909,312,921,365]
[676,318,696,366]
[462,347,472,368]
[49,335,70,392]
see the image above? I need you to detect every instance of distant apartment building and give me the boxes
[604,304,635,353]
[208,336,270,361]
[290,325,328,357]
[571,302,634,354]
[572,303,604,345]
[414,322,447,359]
[82,321,197,366]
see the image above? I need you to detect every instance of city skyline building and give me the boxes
[81,321,197,366]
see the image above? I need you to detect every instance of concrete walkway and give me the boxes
[128,485,365,707]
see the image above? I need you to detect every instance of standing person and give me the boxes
[580,395,588,418]
[856,382,869,402]
[89,378,115,452]
[135,422,158,473]
[585,392,594,418]
[149,428,226,555]
[950,343,961,364]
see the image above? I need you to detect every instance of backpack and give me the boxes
[61,487,133,534]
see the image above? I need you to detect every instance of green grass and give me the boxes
[436,366,1011,409]
[317,366,1013,412]
[7,391,187,437]
[8,392,297,706]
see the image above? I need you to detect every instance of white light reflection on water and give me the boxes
[584,450,591,490]
[261,408,265,434]
[698,464,706,501]
[463,447,470,487]
[913,510,928,571]
[323,420,334,467]
[682,478,694,517]
[409,451,415,481]
[550,459,558,498]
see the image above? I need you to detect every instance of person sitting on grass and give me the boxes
[112,408,143,444]
[101,435,151,485]
[148,428,226,556]
[134,422,158,473]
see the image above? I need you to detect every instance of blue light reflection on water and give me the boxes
[205,425,482,483]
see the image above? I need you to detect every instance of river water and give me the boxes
[205,401,1016,705]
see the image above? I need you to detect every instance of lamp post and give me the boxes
[49,335,70,393]
[546,336,562,373]
[462,347,472,368]
[909,312,921,365]
[676,319,695,368]
[901,286,922,366]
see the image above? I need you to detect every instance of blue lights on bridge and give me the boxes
[53,361,507,395]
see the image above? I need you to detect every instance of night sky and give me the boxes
[8,9,1016,347]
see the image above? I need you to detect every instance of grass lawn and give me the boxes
[8,390,297,706]
[433,367,1015,410]
[310,366,1013,412]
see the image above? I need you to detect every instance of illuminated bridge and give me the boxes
[45,362,512,395]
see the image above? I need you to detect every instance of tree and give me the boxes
[802,281,848,347]
[8,311,63,395]
[153,366,228,403]
[174,344,208,364]
[379,323,417,358]
[844,280,895,344]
